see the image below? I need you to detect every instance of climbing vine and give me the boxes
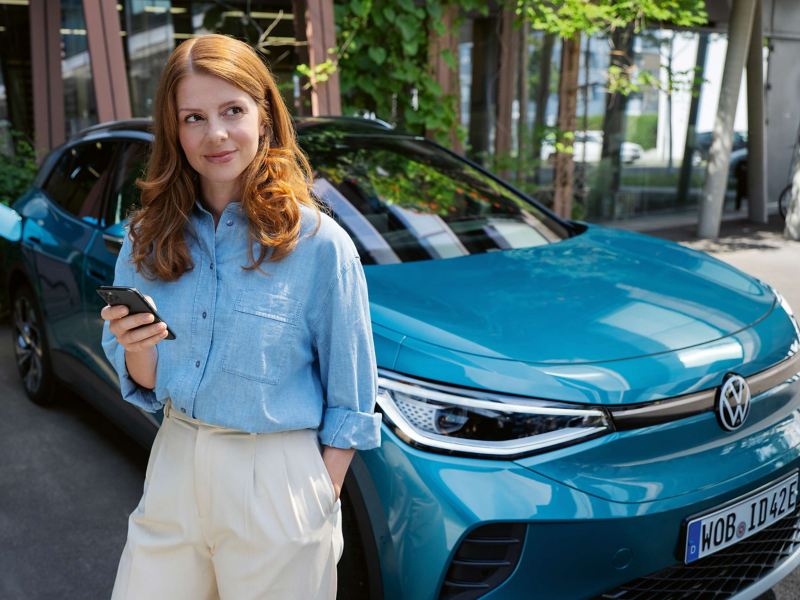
[330,0,487,143]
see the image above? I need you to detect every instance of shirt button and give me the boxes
[202,311,207,319]
[210,263,214,270]
[226,219,233,226]
[195,360,200,368]
[180,407,186,413]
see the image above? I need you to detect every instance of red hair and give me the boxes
[129,34,319,281]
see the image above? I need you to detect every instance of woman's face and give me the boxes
[176,71,264,195]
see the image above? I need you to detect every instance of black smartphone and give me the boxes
[96,285,176,340]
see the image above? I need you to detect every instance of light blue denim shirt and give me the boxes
[101,200,381,450]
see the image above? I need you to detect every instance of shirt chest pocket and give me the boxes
[221,290,302,385]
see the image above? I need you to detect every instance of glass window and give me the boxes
[104,141,149,226]
[43,140,120,224]
[118,1,300,118]
[61,0,98,137]
[303,132,570,265]
[0,1,33,151]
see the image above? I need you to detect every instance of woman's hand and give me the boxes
[322,446,355,500]
[101,295,168,352]
[101,295,166,390]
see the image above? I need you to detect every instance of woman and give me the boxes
[100,34,380,600]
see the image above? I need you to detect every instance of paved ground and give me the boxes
[0,215,797,599]
[0,335,145,599]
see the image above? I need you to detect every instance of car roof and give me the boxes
[72,115,395,141]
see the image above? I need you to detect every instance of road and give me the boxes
[0,329,145,599]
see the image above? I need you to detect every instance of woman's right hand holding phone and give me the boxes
[100,295,169,352]
[100,295,166,391]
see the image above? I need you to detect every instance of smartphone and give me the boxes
[96,285,176,340]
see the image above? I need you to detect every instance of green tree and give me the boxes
[516,0,708,218]
[333,0,487,143]
[0,131,37,206]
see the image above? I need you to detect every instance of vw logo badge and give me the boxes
[716,374,751,431]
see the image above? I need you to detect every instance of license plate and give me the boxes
[684,472,799,564]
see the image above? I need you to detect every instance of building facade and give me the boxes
[1,0,797,226]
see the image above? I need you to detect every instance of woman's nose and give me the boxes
[208,118,229,142]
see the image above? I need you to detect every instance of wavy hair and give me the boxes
[129,34,319,281]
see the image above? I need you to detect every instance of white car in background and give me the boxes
[541,130,643,164]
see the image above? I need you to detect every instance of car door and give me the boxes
[82,139,149,383]
[32,138,122,365]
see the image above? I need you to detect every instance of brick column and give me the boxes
[292,0,341,116]
[82,0,131,123]
[29,0,65,159]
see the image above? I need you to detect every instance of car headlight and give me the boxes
[376,370,612,458]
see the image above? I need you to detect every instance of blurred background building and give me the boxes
[1,0,798,228]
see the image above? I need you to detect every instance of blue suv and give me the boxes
[2,117,800,599]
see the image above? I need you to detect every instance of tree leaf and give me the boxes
[368,46,387,65]
[350,0,369,18]
[396,14,419,41]
[402,39,419,56]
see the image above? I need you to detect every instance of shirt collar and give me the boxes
[193,199,243,216]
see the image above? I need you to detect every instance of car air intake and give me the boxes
[438,522,527,600]
[599,510,800,599]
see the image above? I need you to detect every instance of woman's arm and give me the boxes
[125,345,159,390]
[103,297,166,390]
[100,232,167,410]
[322,446,355,500]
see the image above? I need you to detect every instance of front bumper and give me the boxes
[360,377,800,600]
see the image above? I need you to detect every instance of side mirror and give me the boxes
[0,203,22,243]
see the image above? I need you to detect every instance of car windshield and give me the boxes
[302,132,570,265]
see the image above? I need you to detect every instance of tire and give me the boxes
[337,489,377,600]
[10,284,58,405]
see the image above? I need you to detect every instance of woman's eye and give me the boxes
[184,114,203,123]
[225,106,244,117]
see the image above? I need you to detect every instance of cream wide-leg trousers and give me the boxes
[110,399,343,600]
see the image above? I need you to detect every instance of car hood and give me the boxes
[366,225,775,364]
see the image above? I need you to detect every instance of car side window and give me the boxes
[104,141,149,227]
[42,140,120,226]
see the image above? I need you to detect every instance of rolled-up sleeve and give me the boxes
[312,255,381,450]
[100,231,160,412]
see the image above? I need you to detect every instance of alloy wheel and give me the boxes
[13,295,44,395]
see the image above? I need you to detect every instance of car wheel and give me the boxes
[337,488,381,600]
[11,285,57,405]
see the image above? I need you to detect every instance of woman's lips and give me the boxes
[205,150,236,163]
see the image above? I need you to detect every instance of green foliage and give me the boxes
[519,0,708,99]
[331,0,486,143]
[0,131,38,206]
[517,0,708,38]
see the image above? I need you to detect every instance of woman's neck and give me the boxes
[200,180,241,220]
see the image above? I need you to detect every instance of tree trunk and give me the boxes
[495,7,520,177]
[516,17,529,184]
[553,35,580,219]
[427,4,461,151]
[677,32,709,207]
[468,17,498,163]
[698,0,756,239]
[600,23,635,195]
[532,33,555,184]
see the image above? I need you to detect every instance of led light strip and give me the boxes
[611,352,800,430]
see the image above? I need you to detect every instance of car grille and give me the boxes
[438,522,527,600]
[599,510,800,599]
